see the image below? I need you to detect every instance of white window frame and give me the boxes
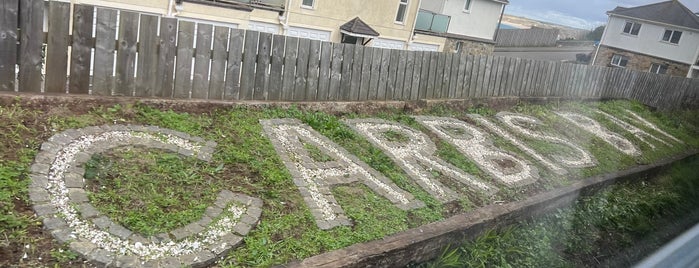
[463,0,473,12]
[610,54,629,68]
[649,63,668,74]
[301,0,315,9]
[661,29,682,44]
[395,0,408,24]
[622,21,641,36]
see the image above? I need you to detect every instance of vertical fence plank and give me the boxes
[306,39,321,100]
[358,46,373,101]
[155,17,177,98]
[224,28,244,100]
[69,4,94,95]
[439,53,450,98]
[475,56,487,97]
[293,38,310,101]
[350,45,363,101]
[447,53,459,98]
[19,0,44,92]
[191,23,212,99]
[433,53,445,98]
[281,36,298,100]
[255,32,272,100]
[174,21,194,98]
[394,50,407,100]
[240,30,259,100]
[410,51,423,100]
[45,1,70,93]
[402,51,415,100]
[93,8,117,96]
[455,54,466,98]
[317,41,331,101]
[135,14,158,97]
[268,34,285,100]
[386,49,399,100]
[115,11,139,96]
[418,51,430,99]
[462,55,474,98]
[0,0,18,91]
[208,26,229,100]
[425,52,438,99]
[368,47,382,100]
[328,43,343,100]
[340,44,354,100]
[376,48,391,100]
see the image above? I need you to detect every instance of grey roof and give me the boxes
[340,17,380,37]
[608,1,699,30]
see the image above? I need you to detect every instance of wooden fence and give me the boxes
[1,1,698,110]
[496,27,560,47]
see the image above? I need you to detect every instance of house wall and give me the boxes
[286,0,419,45]
[441,0,504,41]
[75,0,279,28]
[593,45,690,77]
[444,38,494,55]
[600,15,699,65]
[420,0,446,13]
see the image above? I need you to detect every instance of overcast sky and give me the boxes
[504,0,699,30]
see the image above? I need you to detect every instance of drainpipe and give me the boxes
[592,15,612,66]
[166,0,175,17]
[279,0,292,35]
[493,3,505,42]
[406,0,423,50]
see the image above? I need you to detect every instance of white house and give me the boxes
[414,0,508,55]
[592,0,699,78]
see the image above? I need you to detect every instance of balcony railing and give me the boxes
[415,9,450,33]
[184,0,285,11]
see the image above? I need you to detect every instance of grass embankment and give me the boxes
[414,156,699,268]
[0,99,698,267]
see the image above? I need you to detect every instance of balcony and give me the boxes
[414,9,450,33]
[184,0,285,12]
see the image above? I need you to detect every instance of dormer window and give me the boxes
[622,21,641,36]
[661,30,682,44]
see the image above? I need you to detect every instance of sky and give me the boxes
[504,0,699,30]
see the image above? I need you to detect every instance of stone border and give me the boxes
[28,125,263,267]
[291,151,699,268]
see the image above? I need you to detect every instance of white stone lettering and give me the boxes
[625,109,682,144]
[344,119,497,203]
[597,110,670,149]
[493,112,596,171]
[556,112,641,156]
[415,116,538,187]
[261,119,423,230]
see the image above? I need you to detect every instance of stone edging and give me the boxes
[291,151,698,268]
[28,125,263,267]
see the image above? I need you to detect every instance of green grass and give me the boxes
[84,147,224,236]
[416,156,699,267]
[1,99,699,267]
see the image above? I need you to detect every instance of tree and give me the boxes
[586,25,605,41]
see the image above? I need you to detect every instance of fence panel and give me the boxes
[340,44,354,101]
[115,11,139,96]
[156,17,177,98]
[191,23,213,99]
[135,14,158,97]
[224,29,244,100]
[93,8,117,96]
[45,1,70,94]
[255,32,272,100]
[350,45,364,101]
[268,34,285,101]
[174,21,195,98]
[240,30,259,100]
[0,0,18,91]
[328,43,343,100]
[209,26,230,100]
[317,41,332,101]
[19,0,44,92]
[307,40,321,101]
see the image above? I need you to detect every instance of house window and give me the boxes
[395,0,408,23]
[649,63,668,74]
[464,0,472,12]
[661,30,682,44]
[301,0,314,8]
[622,21,641,36]
[610,54,629,67]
